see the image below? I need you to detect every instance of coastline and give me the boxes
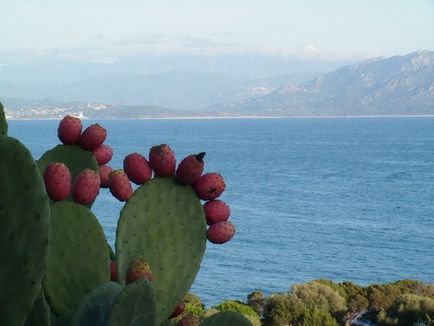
[6,114,434,121]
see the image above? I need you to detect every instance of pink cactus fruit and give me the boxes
[194,173,225,200]
[123,153,152,185]
[207,221,235,244]
[79,123,107,150]
[170,303,185,319]
[175,152,205,185]
[72,169,101,205]
[149,144,176,177]
[92,144,113,165]
[109,169,133,201]
[204,200,230,226]
[43,162,72,201]
[110,261,117,282]
[99,165,113,188]
[126,259,153,284]
[57,115,82,145]
[177,314,200,326]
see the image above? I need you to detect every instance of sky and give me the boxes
[0,0,434,63]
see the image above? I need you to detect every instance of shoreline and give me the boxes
[6,114,434,121]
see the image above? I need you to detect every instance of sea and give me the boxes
[8,117,434,307]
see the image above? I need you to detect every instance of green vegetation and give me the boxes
[240,279,434,326]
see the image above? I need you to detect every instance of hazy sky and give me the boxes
[1,0,433,62]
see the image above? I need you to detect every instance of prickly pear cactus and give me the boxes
[116,177,207,324]
[57,282,122,326]
[24,288,51,326]
[107,279,156,326]
[0,136,51,326]
[38,144,98,181]
[43,201,110,315]
[0,101,7,135]
[201,311,253,326]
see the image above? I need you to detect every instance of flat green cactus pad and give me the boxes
[116,177,207,324]
[202,311,253,326]
[0,136,50,326]
[107,279,156,326]
[43,201,110,315]
[24,288,51,326]
[65,282,122,326]
[0,102,7,135]
[38,144,98,181]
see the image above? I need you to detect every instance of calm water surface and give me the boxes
[8,117,434,306]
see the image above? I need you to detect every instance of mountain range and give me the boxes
[215,51,434,116]
[1,51,433,118]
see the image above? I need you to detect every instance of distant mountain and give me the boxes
[0,54,346,109]
[220,51,434,116]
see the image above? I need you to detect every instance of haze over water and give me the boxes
[9,117,434,306]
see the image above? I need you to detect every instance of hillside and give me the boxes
[221,51,434,116]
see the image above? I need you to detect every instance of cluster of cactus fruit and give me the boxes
[0,101,251,326]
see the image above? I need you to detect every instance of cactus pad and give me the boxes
[0,136,50,326]
[38,144,98,181]
[43,201,110,315]
[107,279,156,326]
[24,288,51,326]
[202,311,253,326]
[69,282,122,326]
[116,177,207,324]
[0,102,7,135]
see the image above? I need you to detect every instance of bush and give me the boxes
[291,282,347,314]
[339,281,369,313]
[367,280,434,312]
[367,283,403,311]
[312,279,347,298]
[296,307,339,326]
[377,294,434,326]
[247,290,266,316]
[213,300,261,326]
[262,293,304,326]
[171,292,205,322]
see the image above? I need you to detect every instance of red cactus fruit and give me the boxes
[170,303,185,319]
[204,200,230,226]
[123,153,152,185]
[177,314,200,326]
[175,152,206,185]
[194,173,225,200]
[57,115,82,145]
[99,165,112,188]
[43,162,72,201]
[110,261,117,282]
[72,169,101,205]
[109,169,133,201]
[79,123,107,150]
[92,144,113,165]
[126,259,152,284]
[207,221,235,244]
[149,144,176,177]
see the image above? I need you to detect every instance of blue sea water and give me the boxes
[8,117,434,307]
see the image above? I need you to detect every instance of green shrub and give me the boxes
[213,300,261,326]
[367,283,403,311]
[377,294,434,326]
[367,280,434,312]
[247,290,266,316]
[291,282,347,314]
[296,307,339,326]
[183,292,205,310]
[312,279,347,298]
[262,293,304,326]
[338,281,369,313]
